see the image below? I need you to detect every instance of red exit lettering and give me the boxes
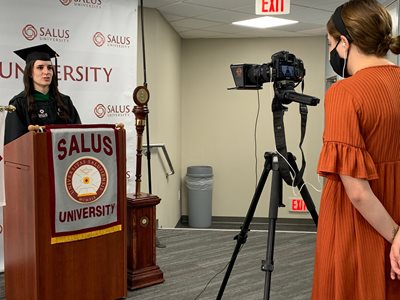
[261,0,285,13]
[291,199,307,211]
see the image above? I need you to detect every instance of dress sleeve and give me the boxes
[317,82,378,181]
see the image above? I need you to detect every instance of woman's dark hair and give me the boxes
[327,0,400,57]
[23,60,70,122]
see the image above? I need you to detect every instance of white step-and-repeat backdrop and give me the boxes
[0,0,138,272]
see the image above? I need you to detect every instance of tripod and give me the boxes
[216,151,318,300]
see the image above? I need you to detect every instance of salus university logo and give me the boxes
[94,104,132,119]
[94,104,107,118]
[21,23,70,42]
[22,24,38,41]
[93,32,106,47]
[59,0,73,5]
[65,156,108,204]
[92,31,131,48]
[59,0,102,8]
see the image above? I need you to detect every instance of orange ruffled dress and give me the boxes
[312,65,400,300]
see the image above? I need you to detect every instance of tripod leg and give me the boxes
[216,153,273,300]
[263,155,283,300]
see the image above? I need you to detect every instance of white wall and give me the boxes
[181,37,326,220]
[138,9,326,228]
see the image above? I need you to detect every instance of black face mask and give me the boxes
[329,40,351,78]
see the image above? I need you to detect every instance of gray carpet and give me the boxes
[0,228,316,299]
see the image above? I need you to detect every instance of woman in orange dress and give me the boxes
[312,0,400,299]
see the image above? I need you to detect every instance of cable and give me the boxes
[254,90,261,186]
[267,72,322,196]
[274,150,322,195]
[194,97,265,297]
[193,261,229,300]
[193,245,244,300]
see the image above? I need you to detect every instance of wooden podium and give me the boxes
[3,127,127,300]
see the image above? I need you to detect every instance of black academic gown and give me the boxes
[4,91,81,145]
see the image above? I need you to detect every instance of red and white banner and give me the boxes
[0,112,5,207]
[47,125,121,244]
[0,112,5,271]
[0,0,138,270]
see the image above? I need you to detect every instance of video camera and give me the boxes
[230,50,319,106]
[230,50,305,89]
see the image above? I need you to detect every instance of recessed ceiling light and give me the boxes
[233,16,298,29]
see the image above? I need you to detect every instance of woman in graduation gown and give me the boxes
[4,44,81,145]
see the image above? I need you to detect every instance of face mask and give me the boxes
[329,40,351,78]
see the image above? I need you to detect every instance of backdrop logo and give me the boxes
[67,0,102,8]
[22,24,38,41]
[59,0,73,5]
[22,24,70,43]
[94,104,132,118]
[94,104,107,118]
[93,32,106,47]
[92,32,131,48]
[65,157,108,204]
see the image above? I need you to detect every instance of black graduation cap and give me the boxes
[14,44,58,63]
[14,44,59,85]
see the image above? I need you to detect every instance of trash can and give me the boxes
[185,166,213,228]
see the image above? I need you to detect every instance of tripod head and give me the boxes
[228,50,320,187]
[271,81,320,188]
[273,81,319,106]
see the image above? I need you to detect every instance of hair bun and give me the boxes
[377,34,392,55]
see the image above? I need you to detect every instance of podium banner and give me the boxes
[0,112,5,206]
[47,124,121,244]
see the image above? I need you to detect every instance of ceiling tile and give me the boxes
[144,0,394,39]
[163,14,187,22]
[171,18,222,29]
[142,0,181,9]
[157,2,218,18]
[183,0,254,10]
[195,10,258,23]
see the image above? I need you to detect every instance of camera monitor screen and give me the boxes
[281,65,294,77]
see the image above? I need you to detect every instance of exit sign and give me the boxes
[290,198,308,213]
[256,0,290,15]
